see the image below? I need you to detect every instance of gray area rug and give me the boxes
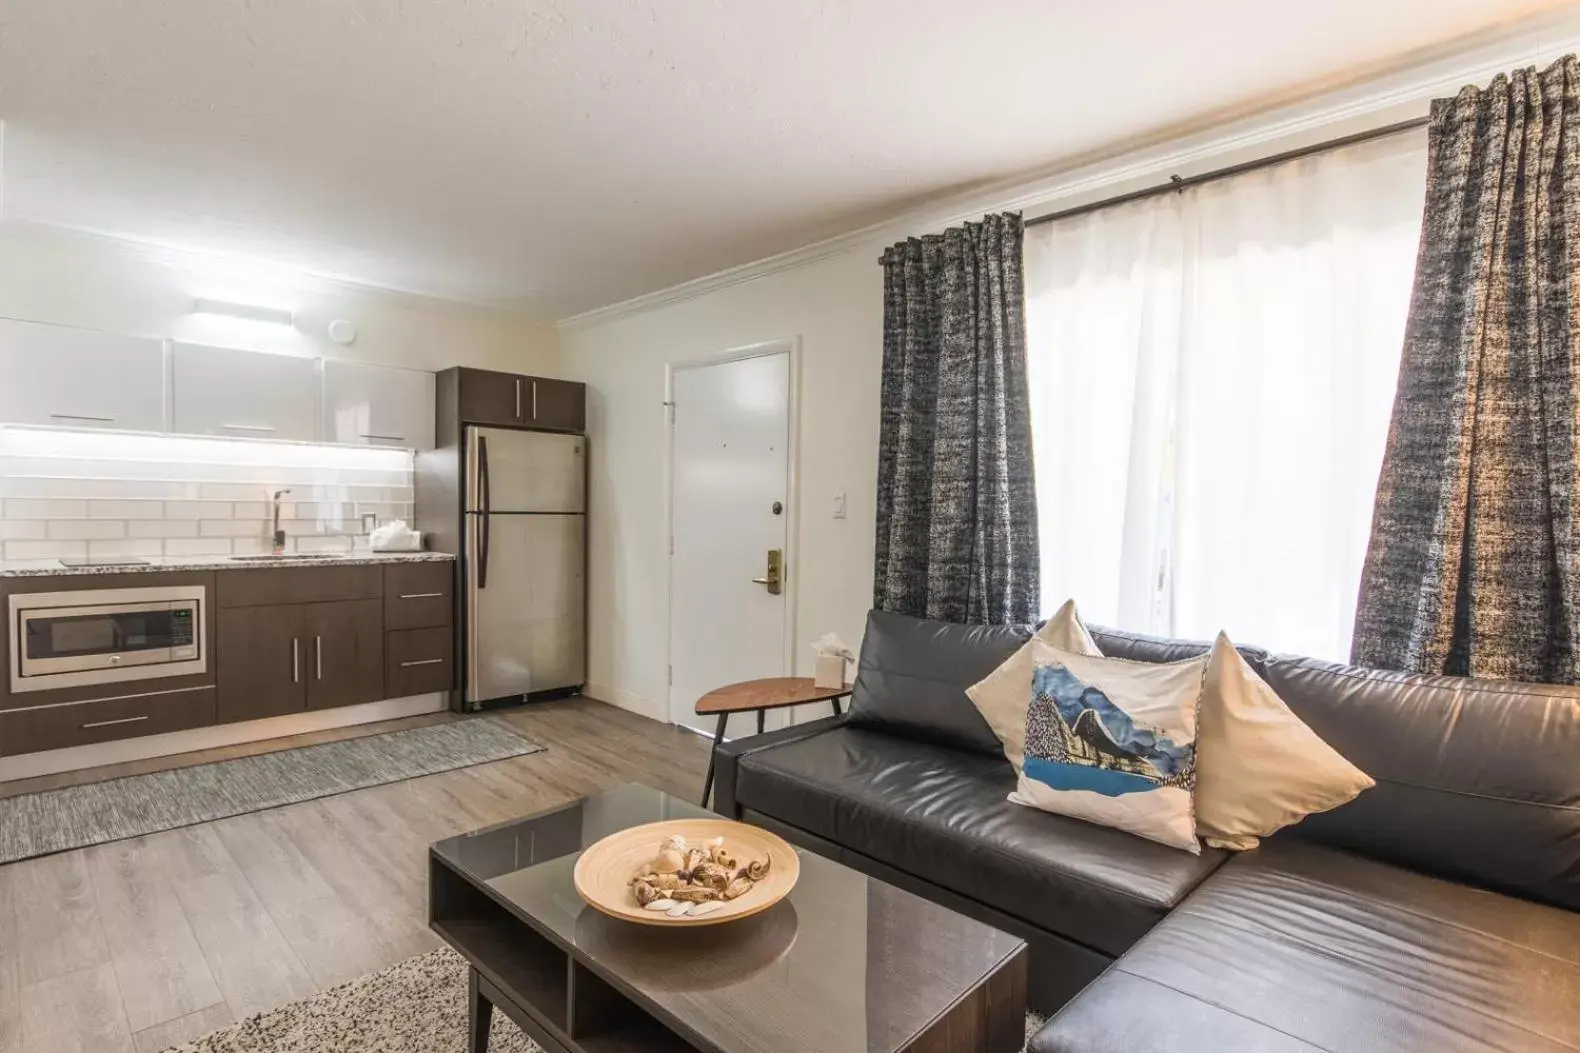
[161,947,1047,1053]
[0,718,543,865]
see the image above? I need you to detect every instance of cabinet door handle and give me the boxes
[81,715,150,729]
[292,638,300,683]
[400,658,445,667]
[49,413,116,423]
[514,378,522,419]
[223,423,276,433]
[531,380,538,419]
[315,636,323,680]
[359,433,406,443]
[398,592,444,599]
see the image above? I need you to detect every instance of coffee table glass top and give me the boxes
[430,783,1026,1053]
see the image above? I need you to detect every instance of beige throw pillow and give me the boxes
[966,599,1102,768]
[1194,633,1375,850]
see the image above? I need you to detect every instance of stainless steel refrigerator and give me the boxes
[463,427,586,707]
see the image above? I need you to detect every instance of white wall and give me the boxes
[558,15,1580,724]
[565,251,880,721]
[0,221,559,374]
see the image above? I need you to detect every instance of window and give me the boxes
[1024,130,1429,661]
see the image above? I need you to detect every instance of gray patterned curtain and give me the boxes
[1353,56,1580,681]
[874,212,1039,625]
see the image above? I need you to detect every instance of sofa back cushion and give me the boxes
[847,609,1031,757]
[1091,625,1270,675]
[1263,656,1580,911]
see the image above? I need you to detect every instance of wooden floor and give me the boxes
[0,698,711,1053]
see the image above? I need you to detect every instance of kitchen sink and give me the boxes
[227,553,346,562]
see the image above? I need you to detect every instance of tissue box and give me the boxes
[814,654,847,689]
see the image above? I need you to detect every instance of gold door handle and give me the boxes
[751,550,783,595]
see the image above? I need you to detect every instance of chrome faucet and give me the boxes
[271,489,292,555]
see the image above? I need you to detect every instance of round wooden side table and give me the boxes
[694,677,852,808]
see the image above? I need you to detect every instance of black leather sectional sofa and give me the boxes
[713,610,1580,1052]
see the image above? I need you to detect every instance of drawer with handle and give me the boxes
[385,627,454,697]
[384,562,455,630]
[0,685,217,756]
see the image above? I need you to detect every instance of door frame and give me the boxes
[663,337,802,732]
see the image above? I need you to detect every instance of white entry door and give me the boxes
[668,348,791,739]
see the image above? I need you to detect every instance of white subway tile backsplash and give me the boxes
[295,535,354,554]
[0,521,47,541]
[47,520,128,541]
[200,520,268,538]
[88,500,167,520]
[6,499,89,519]
[88,539,165,558]
[128,520,198,539]
[0,431,415,560]
[163,538,235,556]
[4,540,87,560]
[165,501,226,519]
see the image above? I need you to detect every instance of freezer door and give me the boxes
[466,513,585,702]
[465,427,585,513]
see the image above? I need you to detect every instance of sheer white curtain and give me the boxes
[1025,130,1428,661]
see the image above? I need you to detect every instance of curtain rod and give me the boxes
[1023,116,1431,229]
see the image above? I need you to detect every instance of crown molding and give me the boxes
[557,8,1580,334]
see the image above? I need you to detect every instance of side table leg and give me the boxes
[757,708,765,735]
[699,712,728,808]
[469,968,493,1053]
[831,697,843,716]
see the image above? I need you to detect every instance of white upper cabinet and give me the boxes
[171,342,321,442]
[0,319,166,431]
[321,359,436,450]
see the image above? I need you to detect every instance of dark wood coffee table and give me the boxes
[429,783,1027,1053]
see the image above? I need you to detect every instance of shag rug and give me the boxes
[162,947,1047,1053]
[0,718,543,864]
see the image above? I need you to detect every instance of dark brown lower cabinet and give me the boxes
[306,599,385,710]
[218,599,386,722]
[218,605,310,723]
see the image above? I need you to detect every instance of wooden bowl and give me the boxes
[573,819,799,927]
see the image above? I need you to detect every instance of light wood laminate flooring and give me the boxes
[0,698,710,1053]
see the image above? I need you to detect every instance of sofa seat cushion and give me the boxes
[1031,840,1580,1053]
[734,725,1227,956]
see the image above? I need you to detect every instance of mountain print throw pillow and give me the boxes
[1009,640,1209,852]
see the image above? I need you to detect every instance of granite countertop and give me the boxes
[0,551,457,578]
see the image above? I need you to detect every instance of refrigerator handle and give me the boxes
[478,433,491,515]
[477,433,491,589]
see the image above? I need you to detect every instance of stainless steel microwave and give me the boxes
[8,585,206,694]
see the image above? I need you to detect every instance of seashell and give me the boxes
[689,900,725,916]
[653,849,685,874]
[632,880,660,906]
[666,901,694,918]
[645,899,677,911]
[670,885,720,903]
[745,858,771,882]
[722,877,753,900]
[683,848,708,874]
[691,862,731,890]
[659,834,688,855]
[649,873,681,891]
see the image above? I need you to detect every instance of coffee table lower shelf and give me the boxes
[431,901,697,1053]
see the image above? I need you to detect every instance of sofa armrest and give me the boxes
[712,713,848,818]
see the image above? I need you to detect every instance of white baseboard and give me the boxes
[582,681,666,722]
[0,692,448,782]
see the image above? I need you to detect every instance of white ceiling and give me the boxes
[0,0,1566,317]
